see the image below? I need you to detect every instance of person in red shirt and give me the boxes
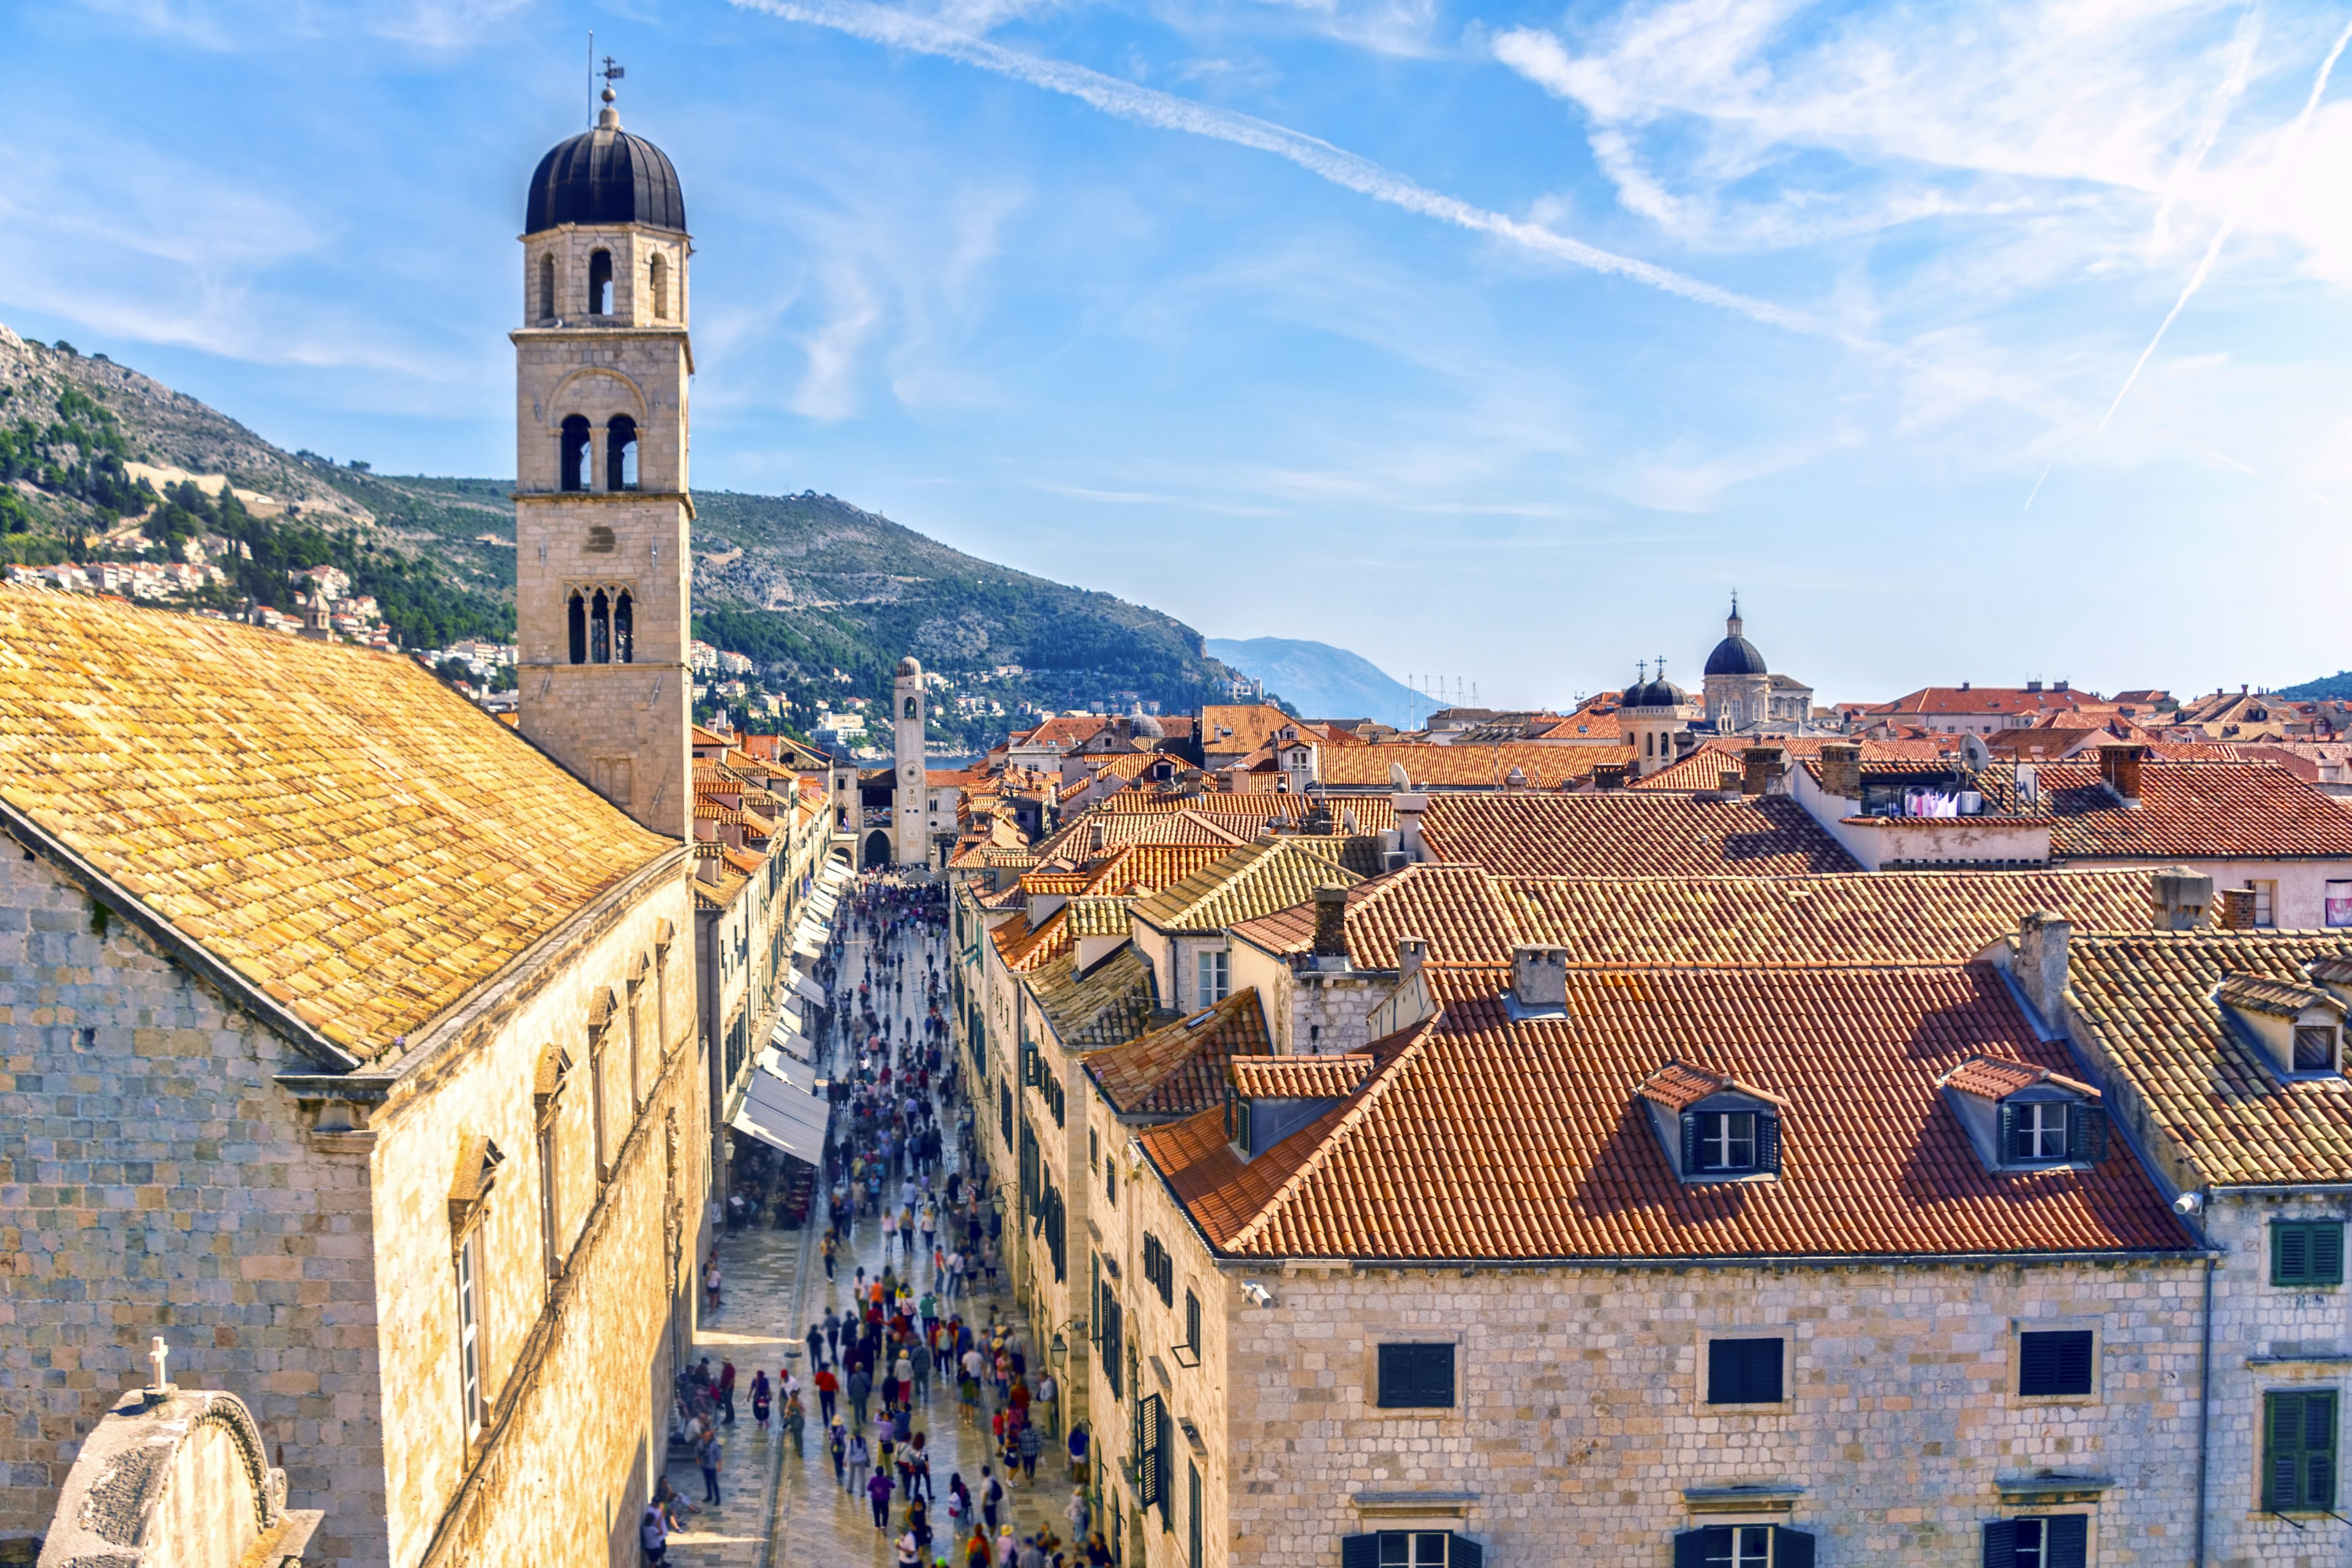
[815,1366,840,1425]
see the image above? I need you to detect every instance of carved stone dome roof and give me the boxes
[526,114,686,235]
[1704,635,1769,678]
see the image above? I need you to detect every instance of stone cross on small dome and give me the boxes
[598,56,625,130]
[148,1335,173,1394]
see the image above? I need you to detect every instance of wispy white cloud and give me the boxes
[727,0,1829,337]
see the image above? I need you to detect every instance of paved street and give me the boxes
[665,880,1083,1568]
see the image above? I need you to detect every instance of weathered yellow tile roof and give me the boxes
[0,588,673,1061]
[1130,838,1367,933]
[2067,932,2352,1186]
[1026,944,1165,1049]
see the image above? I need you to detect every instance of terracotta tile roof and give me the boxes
[2038,761,2352,860]
[1868,687,2102,718]
[1417,792,1861,878]
[993,908,1073,972]
[0,588,671,1061]
[1635,1062,1790,1110]
[1026,943,1164,1049]
[1528,714,1624,741]
[1090,790,1397,833]
[721,846,766,878]
[1302,743,1633,790]
[1084,990,1271,1117]
[2215,973,2335,1018]
[1020,872,1095,897]
[1200,704,1337,757]
[1141,962,2192,1261]
[1077,843,1237,897]
[1230,863,2171,971]
[1231,1054,1374,1099]
[1940,1055,2095,1100]
[1131,839,1368,933]
[1631,736,1962,793]
[2065,932,2352,1185]
[1065,896,1131,938]
[1027,807,1252,864]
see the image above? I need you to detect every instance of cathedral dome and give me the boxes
[1130,706,1166,739]
[895,656,922,678]
[526,105,686,235]
[1624,676,1679,709]
[1704,635,1768,678]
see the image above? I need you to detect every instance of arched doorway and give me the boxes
[862,829,892,870]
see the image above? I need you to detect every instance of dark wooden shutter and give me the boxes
[2316,1222,2347,1286]
[2019,1331,2092,1396]
[2067,1104,2108,1162]
[2277,1221,2310,1284]
[1449,1534,1483,1568]
[1981,1520,2016,1567]
[1673,1528,1719,1568]
[1340,1534,1380,1568]
[2263,1389,2335,1509]
[2044,1515,2087,1568]
[1681,1112,1699,1173]
[1999,1102,2024,1162]
[1772,1526,1815,1567]
[1755,1112,1782,1174]
[1134,1392,1164,1507]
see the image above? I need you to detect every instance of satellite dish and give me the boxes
[1962,733,1991,771]
[1389,761,1411,790]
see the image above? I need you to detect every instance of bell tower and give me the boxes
[511,73,693,839]
[893,657,929,869]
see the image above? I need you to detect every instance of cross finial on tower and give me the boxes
[1635,660,1647,685]
[597,56,625,128]
[1654,655,1668,680]
[147,1335,172,1395]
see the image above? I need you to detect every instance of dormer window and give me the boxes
[2219,974,2346,1080]
[1637,1064,1785,1183]
[1940,1056,2108,1172]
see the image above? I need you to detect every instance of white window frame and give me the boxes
[1700,1110,1756,1172]
[2022,1101,2068,1161]
[458,1231,486,1441]
[1196,948,1230,1006]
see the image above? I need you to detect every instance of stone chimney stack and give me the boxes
[2217,888,2258,930]
[2152,868,2212,930]
[1817,742,1862,801]
[1395,935,1428,983]
[1741,745,1787,796]
[2015,910,2070,1023]
[1393,792,1428,862]
[2098,743,2146,805]
[1510,944,1569,1012]
[1311,884,1349,961]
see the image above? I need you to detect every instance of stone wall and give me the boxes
[1210,1256,2204,1567]
[0,847,383,1564]
[369,867,703,1568]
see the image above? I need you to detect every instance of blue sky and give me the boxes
[7,0,2352,706]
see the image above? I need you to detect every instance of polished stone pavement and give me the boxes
[663,892,1085,1568]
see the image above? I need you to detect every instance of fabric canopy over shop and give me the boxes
[744,1070,831,1152]
[768,1018,816,1062]
[731,1107,821,1164]
[791,972,827,1008]
[757,1049,818,1094]
[821,858,853,886]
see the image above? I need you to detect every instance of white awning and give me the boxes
[745,1070,832,1148]
[820,859,854,887]
[792,973,827,1008]
[768,1019,816,1061]
[758,1049,818,1094]
[731,1107,823,1164]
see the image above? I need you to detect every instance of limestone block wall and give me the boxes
[2201,1193,2352,1566]
[0,848,385,1565]
[518,660,692,842]
[513,334,690,499]
[1283,970,1380,1058]
[1218,1257,2204,1567]
[371,869,703,1568]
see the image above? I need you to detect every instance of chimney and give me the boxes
[1311,884,1349,961]
[1510,944,1569,1013]
[2026,679,2042,693]
[2151,868,2212,930]
[2098,743,2146,805]
[1395,935,1427,983]
[2055,680,2069,693]
[1741,745,1787,796]
[1593,763,1629,791]
[1716,771,1742,796]
[1393,792,1428,862]
[2217,888,2258,930]
[2015,910,2070,1023]
[1817,742,1862,801]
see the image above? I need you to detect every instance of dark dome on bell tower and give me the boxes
[525,88,686,235]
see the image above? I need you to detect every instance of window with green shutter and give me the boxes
[2272,1220,2346,1287]
[1981,1515,2087,1567]
[1375,1343,1455,1409]
[1671,1526,1812,1567]
[1338,1532,1482,1567]
[2264,1389,2338,1512]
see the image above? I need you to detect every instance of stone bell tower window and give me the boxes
[589,249,614,316]
[568,591,587,665]
[560,415,590,492]
[538,253,556,321]
[607,415,639,491]
[613,590,634,664]
[590,590,612,664]
[650,253,669,320]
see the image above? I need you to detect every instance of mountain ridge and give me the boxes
[0,323,1254,745]
[1207,636,1420,729]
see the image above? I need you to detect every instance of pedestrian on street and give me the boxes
[867,1466,895,1529]
[981,1468,1003,1532]
[639,1501,669,1566]
[850,1365,873,1428]
[847,1431,871,1496]
[815,1365,839,1425]
[717,1359,737,1425]
[1017,1421,1040,1482]
[822,1232,839,1281]
[829,1423,848,1487]
[1065,1490,1089,1539]
[784,1394,805,1455]
[750,1370,772,1433]
[698,1428,723,1507]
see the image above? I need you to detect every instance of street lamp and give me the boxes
[1049,1332,1068,1371]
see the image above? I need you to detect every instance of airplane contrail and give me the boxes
[729,0,1829,339]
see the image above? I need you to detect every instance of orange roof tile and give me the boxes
[1940,1055,2095,1100]
[1231,1054,1374,1099]
[1142,962,2191,1261]
[1417,792,1860,878]
[2040,760,2352,860]
[1085,990,1271,1117]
